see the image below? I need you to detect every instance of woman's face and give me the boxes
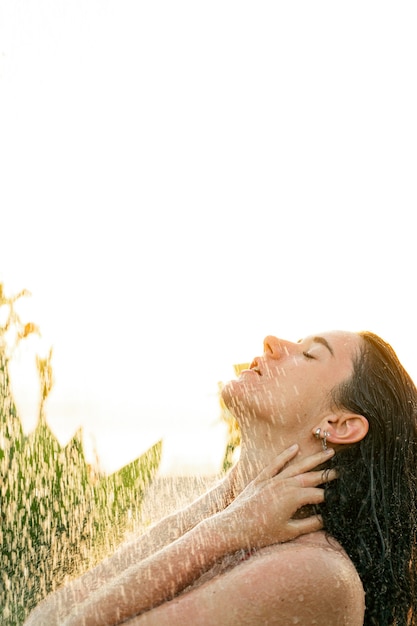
[222,330,362,430]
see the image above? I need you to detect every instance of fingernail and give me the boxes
[288,444,298,452]
[323,448,335,456]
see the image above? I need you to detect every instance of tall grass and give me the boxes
[0,285,161,625]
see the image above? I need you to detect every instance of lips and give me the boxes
[249,359,262,376]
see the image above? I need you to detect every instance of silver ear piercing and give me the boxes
[314,428,330,451]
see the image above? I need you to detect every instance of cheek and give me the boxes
[291,377,327,409]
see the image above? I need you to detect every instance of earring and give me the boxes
[314,428,329,451]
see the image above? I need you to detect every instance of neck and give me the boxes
[226,421,319,497]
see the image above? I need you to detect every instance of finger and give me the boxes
[272,485,326,514]
[291,468,337,488]
[287,514,324,537]
[277,448,334,479]
[293,486,327,509]
[255,444,300,481]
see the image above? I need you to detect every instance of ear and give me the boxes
[321,412,369,445]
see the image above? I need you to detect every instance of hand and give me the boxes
[213,445,336,551]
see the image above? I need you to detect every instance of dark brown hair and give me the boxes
[321,331,417,625]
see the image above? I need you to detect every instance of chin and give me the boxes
[221,378,252,420]
[220,378,237,408]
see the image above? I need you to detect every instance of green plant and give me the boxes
[0,284,162,625]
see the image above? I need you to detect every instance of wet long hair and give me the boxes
[320,331,417,625]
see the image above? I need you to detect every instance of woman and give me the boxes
[25,330,417,625]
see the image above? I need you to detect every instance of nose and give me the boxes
[263,335,293,359]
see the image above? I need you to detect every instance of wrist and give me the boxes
[198,510,247,558]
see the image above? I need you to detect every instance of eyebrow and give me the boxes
[313,336,334,356]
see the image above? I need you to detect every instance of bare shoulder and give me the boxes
[131,532,365,626]
[243,532,365,624]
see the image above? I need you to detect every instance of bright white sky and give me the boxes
[1,1,416,475]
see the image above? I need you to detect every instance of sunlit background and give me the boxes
[1,1,416,475]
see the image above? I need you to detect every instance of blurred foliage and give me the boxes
[0,284,162,625]
[218,363,247,472]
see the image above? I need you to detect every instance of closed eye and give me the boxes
[303,351,315,360]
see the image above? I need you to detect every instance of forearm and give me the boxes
[61,514,237,626]
[102,477,228,576]
[24,512,185,625]
[24,476,230,625]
